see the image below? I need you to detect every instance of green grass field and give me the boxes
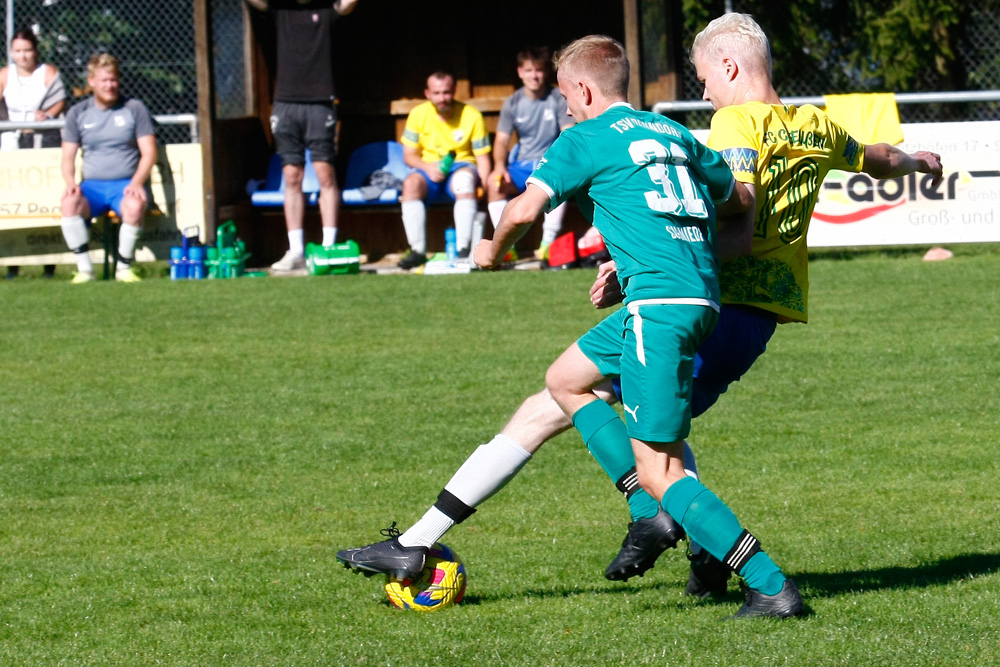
[2,246,1000,666]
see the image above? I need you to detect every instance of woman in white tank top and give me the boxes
[1,27,66,278]
[1,27,66,151]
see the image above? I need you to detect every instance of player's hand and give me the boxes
[474,239,500,270]
[427,166,447,184]
[590,260,622,309]
[916,151,943,187]
[63,184,80,198]
[124,183,148,204]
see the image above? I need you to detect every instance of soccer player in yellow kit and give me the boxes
[337,17,943,618]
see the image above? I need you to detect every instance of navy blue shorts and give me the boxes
[613,304,777,418]
[413,161,475,203]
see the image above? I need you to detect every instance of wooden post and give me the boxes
[193,0,218,240]
[623,0,643,109]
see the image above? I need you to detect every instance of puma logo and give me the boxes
[623,403,639,422]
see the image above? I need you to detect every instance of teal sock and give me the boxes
[662,476,785,594]
[572,401,656,520]
[739,552,786,596]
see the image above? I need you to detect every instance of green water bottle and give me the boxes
[439,150,456,175]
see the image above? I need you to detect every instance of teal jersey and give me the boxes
[528,103,734,304]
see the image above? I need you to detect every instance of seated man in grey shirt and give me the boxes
[60,53,157,283]
[486,47,575,261]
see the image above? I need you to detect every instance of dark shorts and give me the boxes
[271,101,337,166]
[612,304,778,419]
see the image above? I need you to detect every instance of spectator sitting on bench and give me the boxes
[397,71,492,269]
[60,53,156,283]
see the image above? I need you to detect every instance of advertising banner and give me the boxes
[0,143,204,266]
[693,121,1000,248]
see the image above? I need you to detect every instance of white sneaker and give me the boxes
[71,271,95,284]
[271,250,306,271]
[115,266,142,282]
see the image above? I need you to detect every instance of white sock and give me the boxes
[487,199,507,227]
[541,202,567,247]
[322,226,337,247]
[471,211,487,249]
[61,215,93,274]
[398,434,533,548]
[117,224,141,269]
[287,229,305,256]
[75,250,94,275]
[681,440,706,555]
[453,198,477,252]
[401,200,426,253]
[398,507,455,549]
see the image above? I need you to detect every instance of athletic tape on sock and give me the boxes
[615,466,641,499]
[434,489,477,524]
[724,529,761,573]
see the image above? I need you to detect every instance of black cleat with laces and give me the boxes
[685,549,732,598]
[730,578,805,619]
[605,508,685,581]
[336,522,428,580]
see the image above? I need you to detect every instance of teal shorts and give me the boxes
[577,303,718,443]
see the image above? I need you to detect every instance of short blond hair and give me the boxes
[690,13,771,77]
[554,35,629,98]
[87,53,120,79]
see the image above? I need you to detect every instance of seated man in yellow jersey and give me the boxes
[397,71,492,270]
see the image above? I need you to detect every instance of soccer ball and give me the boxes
[384,542,467,612]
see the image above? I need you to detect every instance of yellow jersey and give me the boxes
[401,100,491,164]
[708,102,865,323]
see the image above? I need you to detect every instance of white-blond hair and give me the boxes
[690,13,772,77]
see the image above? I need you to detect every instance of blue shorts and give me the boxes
[506,159,539,192]
[414,162,475,203]
[579,303,718,443]
[611,304,777,418]
[80,179,142,218]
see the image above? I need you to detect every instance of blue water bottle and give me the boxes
[445,227,457,260]
[170,246,187,280]
[189,245,207,280]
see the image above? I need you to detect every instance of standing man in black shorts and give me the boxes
[245,0,359,272]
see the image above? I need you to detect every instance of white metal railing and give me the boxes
[0,113,199,142]
[652,90,1000,115]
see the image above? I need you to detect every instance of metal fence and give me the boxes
[676,3,1000,128]
[3,0,197,144]
[4,1,999,138]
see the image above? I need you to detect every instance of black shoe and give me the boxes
[605,509,685,581]
[730,578,805,619]
[685,549,731,598]
[456,248,470,260]
[336,522,428,580]
[398,250,427,270]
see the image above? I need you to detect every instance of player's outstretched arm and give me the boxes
[863,144,943,186]
[475,184,548,269]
